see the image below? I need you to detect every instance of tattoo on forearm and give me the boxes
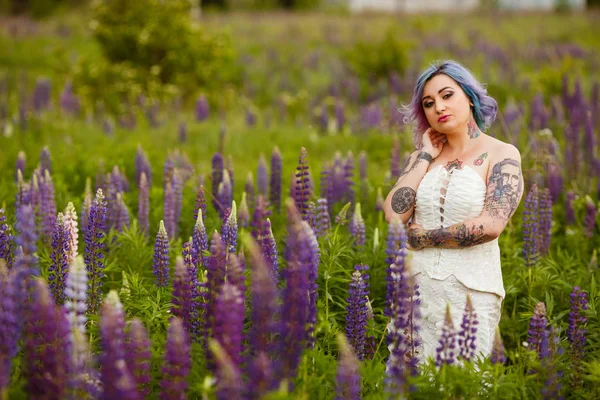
[408,223,492,249]
[398,152,433,180]
[485,158,523,220]
[391,187,416,214]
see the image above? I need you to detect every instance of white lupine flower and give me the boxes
[64,255,89,372]
[64,202,79,265]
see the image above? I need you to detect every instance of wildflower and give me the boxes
[138,172,150,235]
[270,147,282,211]
[49,213,70,304]
[345,264,370,360]
[436,304,457,366]
[528,302,548,357]
[335,334,361,400]
[349,203,366,246]
[153,221,170,288]
[161,317,191,400]
[458,294,478,362]
[523,184,539,267]
[257,154,269,196]
[491,327,507,365]
[314,198,331,238]
[126,318,151,397]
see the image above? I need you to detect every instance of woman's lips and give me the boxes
[438,115,451,122]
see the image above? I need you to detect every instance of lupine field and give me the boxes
[1,3,600,399]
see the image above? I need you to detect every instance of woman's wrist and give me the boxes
[417,151,434,162]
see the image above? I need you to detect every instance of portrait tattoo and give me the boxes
[467,119,480,139]
[444,159,463,171]
[391,187,416,214]
[485,158,523,220]
[473,152,488,166]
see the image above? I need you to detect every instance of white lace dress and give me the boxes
[409,165,504,363]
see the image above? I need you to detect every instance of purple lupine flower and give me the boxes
[306,201,316,229]
[436,304,458,366]
[345,264,370,360]
[523,184,539,267]
[490,327,507,365]
[163,180,176,240]
[320,164,331,205]
[238,192,250,228]
[385,221,420,394]
[192,210,210,268]
[0,267,20,391]
[135,145,152,188]
[335,100,345,132]
[15,151,26,183]
[32,78,51,113]
[270,147,282,211]
[226,253,245,299]
[153,221,170,288]
[293,147,313,221]
[218,170,233,217]
[178,121,187,143]
[0,209,13,269]
[59,81,80,115]
[63,202,79,266]
[14,204,39,277]
[173,170,184,238]
[251,195,272,246]
[247,352,275,399]
[15,170,29,210]
[84,189,107,314]
[100,291,140,400]
[204,232,227,346]
[566,191,575,225]
[182,239,203,343]
[568,286,587,387]
[257,155,269,196]
[49,213,70,305]
[546,164,562,204]
[305,221,320,350]
[336,334,361,400]
[213,282,245,370]
[114,193,130,232]
[126,318,151,397]
[40,170,57,244]
[80,178,93,233]
[263,218,279,283]
[314,198,331,238]
[376,187,384,212]
[349,203,366,246]
[343,152,355,205]
[64,255,90,392]
[540,326,563,399]
[212,153,224,213]
[209,340,243,400]
[193,184,207,224]
[247,237,279,363]
[221,201,238,253]
[278,201,312,382]
[172,256,192,334]
[40,146,52,175]
[527,302,548,357]
[161,317,191,400]
[138,172,150,235]
[245,172,255,211]
[458,294,478,362]
[23,279,71,399]
[538,188,553,255]
[584,197,596,238]
[106,166,123,230]
[195,95,209,122]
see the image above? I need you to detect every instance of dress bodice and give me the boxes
[409,165,505,298]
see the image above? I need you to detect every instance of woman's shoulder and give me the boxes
[484,135,521,162]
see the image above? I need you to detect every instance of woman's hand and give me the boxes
[421,128,447,159]
[406,223,426,250]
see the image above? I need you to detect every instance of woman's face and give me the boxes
[421,74,472,135]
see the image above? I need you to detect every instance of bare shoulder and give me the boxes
[486,136,521,164]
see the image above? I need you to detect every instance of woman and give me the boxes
[383,60,524,363]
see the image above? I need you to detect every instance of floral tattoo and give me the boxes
[445,159,463,171]
[473,152,488,166]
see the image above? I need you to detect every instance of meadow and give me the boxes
[0,6,600,399]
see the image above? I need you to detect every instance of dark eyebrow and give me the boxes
[422,86,454,102]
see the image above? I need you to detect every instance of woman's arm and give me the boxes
[407,145,524,249]
[383,129,446,224]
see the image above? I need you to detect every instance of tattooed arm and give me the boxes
[407,145,524,249]
[383,150,433,224]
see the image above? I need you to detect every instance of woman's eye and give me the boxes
[424,102,433,108]
[443,92,453,99]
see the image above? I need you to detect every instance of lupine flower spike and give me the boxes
[153,221,170,288]
[436,304,457,366]
[335,334,361,400]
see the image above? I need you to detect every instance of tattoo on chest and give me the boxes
[485,158,523,220]
[473,152,488,166]
[391,187,416,214]
[468,119,480,139]
[444,159,463,171]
